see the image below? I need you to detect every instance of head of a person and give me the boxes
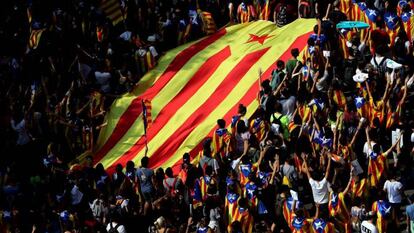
[236,120,247,134]
[277,60,285,70]
[115,164,123,173]
[156,168,165,181]
[95,163,105,174]
[291,48,300,58]
[238,104,247,116]
[141,156,149,168]
[311,170,324,181]
[372,143,381,155]
[182,152,190,165]
[126,160,135,171]
[203,138,212,157]
[217,119,226,129]
[165,167,174,178]
[205,165,213,177]
[154,216,166,229]
[294,208,305,218]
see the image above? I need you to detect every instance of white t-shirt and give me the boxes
[361,220,378,233]
[383,180,403,204]
[363,141,378,158]
[106,222,127,233]
[309,177,329,204]
[235,131,250,154]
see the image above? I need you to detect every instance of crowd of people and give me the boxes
[1,0,414,232]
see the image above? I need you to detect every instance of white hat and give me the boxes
[386,59,402,69]
[353,69,368,83]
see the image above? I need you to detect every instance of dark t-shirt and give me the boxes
[136,167,154,193]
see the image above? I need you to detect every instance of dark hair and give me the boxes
[126,161,135,171]
[141,157,149,168]
[277,60,285,69]
[116,164,123,172]
[165,167,173,177]
[372,144,381,154]
[217,119,226,128]
[205,165,213,176]
[238,104,247,115]
[236,120,247,134]
[291,48,300,57]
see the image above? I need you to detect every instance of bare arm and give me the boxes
[324,152,332,180]
[342,168,354,196]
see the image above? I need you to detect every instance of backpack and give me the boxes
[373,57,387,78]
[164,178,178,196]
[108,222,120,233]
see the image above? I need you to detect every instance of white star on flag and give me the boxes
[314,221,323,230]
[386,15,395,23]
[368,9,377,16]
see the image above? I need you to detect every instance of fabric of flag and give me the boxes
[339,30,351,59]
[298,105,311,123]
[339,0,353,19]
[311,218,334,233]
[309,98,324,112]
[28,29,45,49]
[397,0,410,16]
[192,178,203,208]
[360,7,379,39]
[87,19,315,174]
[212,128,232,158]
[330,153,345,164]
[244,181,258,210]
[368,152,386,186]
[328,192,351,233]
[354,96,370,119]
[283,197,303,227]
[290,215,310,233]
[385,103,401,130]
[96,26,104,42]
[401,11,414,42]
[256,0,269,20]
[233,207,254,233]
[332,90,346,110]
[250,118,267,142]
[350,1,367,22]
[370,100,385,126]
[239,163,255,187]
[384,12,401,45]
[199,11,217,35]
[100,0,124,25]
[351,178,367,198]
[225,192,240,229]
[199,175,213,201]
[237,3,256,23]
[372,200,392,233]
[288,121,299,134]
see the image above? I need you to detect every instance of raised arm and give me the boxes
[349,119,364,147]
[324,152,332,180]
[301,153,312,180]
[383,133,402,157]
[342,168,354,196]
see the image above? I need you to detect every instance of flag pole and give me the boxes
[142,99,149,157]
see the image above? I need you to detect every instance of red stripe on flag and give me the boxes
[107,46,232,169]
[93,29,227,163]
[143,48,269,169]
[170,31,313,173]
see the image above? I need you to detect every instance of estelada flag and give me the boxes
[100,0,124,25]
[199,11,217,35]
[90,19,316,173]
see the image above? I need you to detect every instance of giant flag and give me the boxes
[91,19,316,173]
